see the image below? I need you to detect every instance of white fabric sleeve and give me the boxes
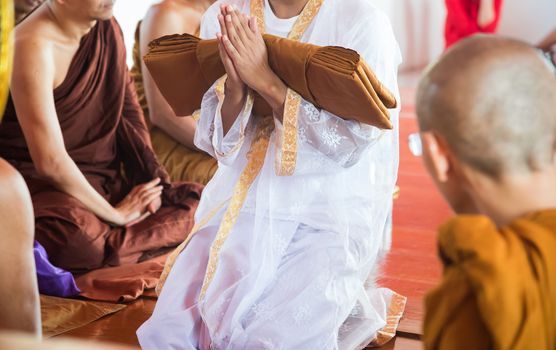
[273,10,402,171]
[195,2,255,165]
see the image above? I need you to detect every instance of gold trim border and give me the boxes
[275,88,300,176]
[370,292,407,347]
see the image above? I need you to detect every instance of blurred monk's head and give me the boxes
[416,35,556,217]
[14,0,45,22]
[49,0,115,21]
[14,0,45,15]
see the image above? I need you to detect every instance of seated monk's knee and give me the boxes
[33,191,110,271]
[0,159,40,335]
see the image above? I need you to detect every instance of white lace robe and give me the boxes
[138,0,402,349]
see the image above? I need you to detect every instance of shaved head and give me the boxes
[417,35,556,178]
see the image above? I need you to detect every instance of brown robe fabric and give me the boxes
[424,210,556,350]
[0,19,203,297]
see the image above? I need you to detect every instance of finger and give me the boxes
[249,16,260,36]
[217,34,235,70]
[222,34,240,63]
[229,8,249,44]
[218,14,228,38]
[139,186,163,202]
[147,201,158,214]
[225,13,246,52]
[141,191,163,207]
[141,177,161,191]
[239,12,253,39]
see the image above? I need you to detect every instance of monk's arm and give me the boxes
[477,0,496,28]
[140,7,199,150]
[538,28,556,52]
[11,39,146,227]
[0,160,40,336]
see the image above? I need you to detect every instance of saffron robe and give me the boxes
[424,211,556,349]
[0,18,202,273]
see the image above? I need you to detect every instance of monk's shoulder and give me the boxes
[13,22,56,77]
[437,215,505,262]
[14,16,55,53]
[143,1,201,36]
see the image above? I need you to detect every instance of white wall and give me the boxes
[375,0,555,71]
[114,0,556,69]
[498,0,556,44]
[113,0,159,66]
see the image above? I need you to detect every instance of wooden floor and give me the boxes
[376,86,452,345]
[61,83,453,349]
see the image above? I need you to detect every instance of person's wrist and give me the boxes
[258,71,287,111]
[225,80,247,100]
[110,208,124,226]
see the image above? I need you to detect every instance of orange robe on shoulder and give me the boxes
[424,210,556,349]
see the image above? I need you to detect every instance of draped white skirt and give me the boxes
[137,212,402,350]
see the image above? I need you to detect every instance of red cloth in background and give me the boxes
[444,0,503,48]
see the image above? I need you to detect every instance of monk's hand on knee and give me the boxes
[221,6,276,95]
[112,178,163,227]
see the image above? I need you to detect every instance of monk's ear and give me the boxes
[421,131,451,183]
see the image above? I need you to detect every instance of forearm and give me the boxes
[538,28,556,51]
[256,72,288,122]
[38,155,119,224]
[221,83,247,135]
[479,0,495,14]
[478,0,496,28]
[151,110,199,151]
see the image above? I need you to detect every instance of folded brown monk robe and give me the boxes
[144,33,397,129]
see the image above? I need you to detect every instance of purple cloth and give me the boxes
[34,241,80,297]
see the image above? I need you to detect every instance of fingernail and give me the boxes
[226,15,231,22]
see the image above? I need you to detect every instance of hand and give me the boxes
[111,178,163,227]
[220,5,288,115]
[217,4,246,100]
[477,0,496,28]
[220,6,274,93]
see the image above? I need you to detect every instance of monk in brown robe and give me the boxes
[0,0,202,273]
[416,36,556,349]
[131,0,217,185]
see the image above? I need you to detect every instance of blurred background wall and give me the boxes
[114,0,556,70]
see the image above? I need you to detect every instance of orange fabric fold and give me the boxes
[424,211,556,350]
[75,253,168,303]
[40,295,126,338]
[144,33,396,129]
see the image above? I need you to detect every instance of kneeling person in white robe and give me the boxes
[138,0,403,348]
